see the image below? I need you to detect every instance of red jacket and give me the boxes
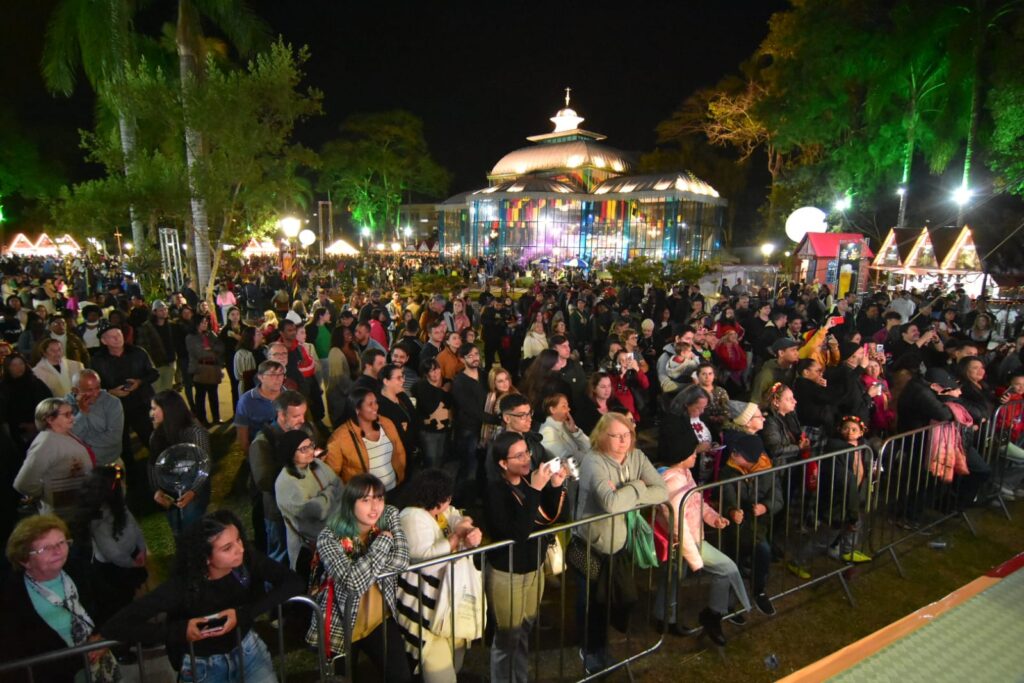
[611,369,649,423]
[995,389,1024,443]
[714,341,748,372]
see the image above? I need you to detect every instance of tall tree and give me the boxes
[173,0,269,298]
[319,110,450,240]
[41,0,150,249]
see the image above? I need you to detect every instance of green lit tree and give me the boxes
[319,110,450,240]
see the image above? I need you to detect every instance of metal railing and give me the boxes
[0,595,327,683]
[3,417,1015,682]
[671,444,875,622]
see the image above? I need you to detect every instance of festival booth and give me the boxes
[324,239,360,256]
[240,237,278,259]
[870,225,990,297]
[795,232,874,296]
[3,232,82,257]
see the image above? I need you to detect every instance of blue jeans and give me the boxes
[167,485,211,536]
[265,519,288,566]
[181,630,277,683]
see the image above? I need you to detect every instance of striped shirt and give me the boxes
[364,431,397,491]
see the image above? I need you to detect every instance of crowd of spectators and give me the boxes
[2,250,1024,682]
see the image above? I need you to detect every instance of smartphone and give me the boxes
[876,343,885,354]
[545,459,562,475]
[829,316,845,326]
[200,614,227,632]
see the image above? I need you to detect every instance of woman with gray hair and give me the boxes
[14,398,94,515]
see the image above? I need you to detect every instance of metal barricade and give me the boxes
[984,403,1023,520]
[863,422,984,576]
[672,444,875,626]
[343,503,671,682]
[0,594,329,683]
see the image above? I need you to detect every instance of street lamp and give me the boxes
[833,196,852,212]
[279,216,301,239]
[761,243,775,263]
[403,226,412,246]
[360,226,371,249]
[124,242,133,253]
[953,185,972,206]
[896,186,906,197]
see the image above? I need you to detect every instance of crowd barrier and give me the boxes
[0,595,328,683]
[2,419,1014,682]
[981,404,1020,520]
[672,444,875,619]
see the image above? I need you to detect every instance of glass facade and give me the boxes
[439,195,723,263]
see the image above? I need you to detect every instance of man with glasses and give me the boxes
[235,360,286,451]
[485,394,546,483]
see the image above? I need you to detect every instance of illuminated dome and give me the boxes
[472,176,583,196]
[489,140,632,179]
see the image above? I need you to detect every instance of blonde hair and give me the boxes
[7,514,69,570]
[262,310,279,328]
[488,366,518,394]
[590,411,636,454]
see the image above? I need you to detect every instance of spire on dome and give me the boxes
[550,87,584,133]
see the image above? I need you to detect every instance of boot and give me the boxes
[699,608,727,646]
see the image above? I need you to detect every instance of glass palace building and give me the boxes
[437,95,727,263]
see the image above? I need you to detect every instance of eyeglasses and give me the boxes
[28,539,72,556]
[505,450,530,460]
[296,443,315,453]
[607,432,632,441]
[261,371,285,377]
[56,410,73,418]
[506,411,532,420]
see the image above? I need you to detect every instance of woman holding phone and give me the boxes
[103,509,303,683]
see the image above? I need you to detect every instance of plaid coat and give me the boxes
[305,505,410,655]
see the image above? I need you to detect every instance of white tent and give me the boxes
[325,239,360,256]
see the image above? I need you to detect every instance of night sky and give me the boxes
[4,0,786,198]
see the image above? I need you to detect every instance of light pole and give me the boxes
[761,243,775,264]
[896,186,907,227]
[953,185,971,227]
[360,226,371,249]
[403,226,412,247]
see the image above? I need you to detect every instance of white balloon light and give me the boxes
[298,229,316,247]
[785,206,828,243]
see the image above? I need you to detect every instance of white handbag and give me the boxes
[544,535,565,576]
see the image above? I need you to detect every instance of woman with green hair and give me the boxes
[307,473,411,682]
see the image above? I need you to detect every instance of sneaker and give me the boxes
[786,561,811,580]
[999,486,1018,501]
[580,649,603,675]
[841,550,873,563]
[755,592,776,617]
[726,611,747,626]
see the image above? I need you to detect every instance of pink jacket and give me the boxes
[661,467,724,571]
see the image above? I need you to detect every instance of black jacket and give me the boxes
[761,411,803,465]
[793,376,839,432]
[87,346,159,407]
[452,370,488,434]
[896,376,952,432]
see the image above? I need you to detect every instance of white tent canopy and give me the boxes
[325,239,360,256]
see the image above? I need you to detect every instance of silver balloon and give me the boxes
[153,443,211,498]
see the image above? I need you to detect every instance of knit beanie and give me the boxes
[727,400,759,427]
[277,429,312,468]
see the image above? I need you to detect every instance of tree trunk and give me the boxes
[176,0,213,298]
[117,113,147,251]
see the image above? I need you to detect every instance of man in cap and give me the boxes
[87,320,159,510]
[751,338,800,405]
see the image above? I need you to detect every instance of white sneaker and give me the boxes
[1000,486,1018,501]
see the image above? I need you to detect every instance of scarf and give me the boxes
[727,452,774,475]
[25,571,94,646]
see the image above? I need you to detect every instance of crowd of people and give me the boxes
[2,251,1023,682]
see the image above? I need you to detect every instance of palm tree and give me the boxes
[174,0,268,300]
[41,0,148,250]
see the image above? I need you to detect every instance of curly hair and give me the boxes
[72,465,129,543]
[401,468,454,511]
[175,509,250,610]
